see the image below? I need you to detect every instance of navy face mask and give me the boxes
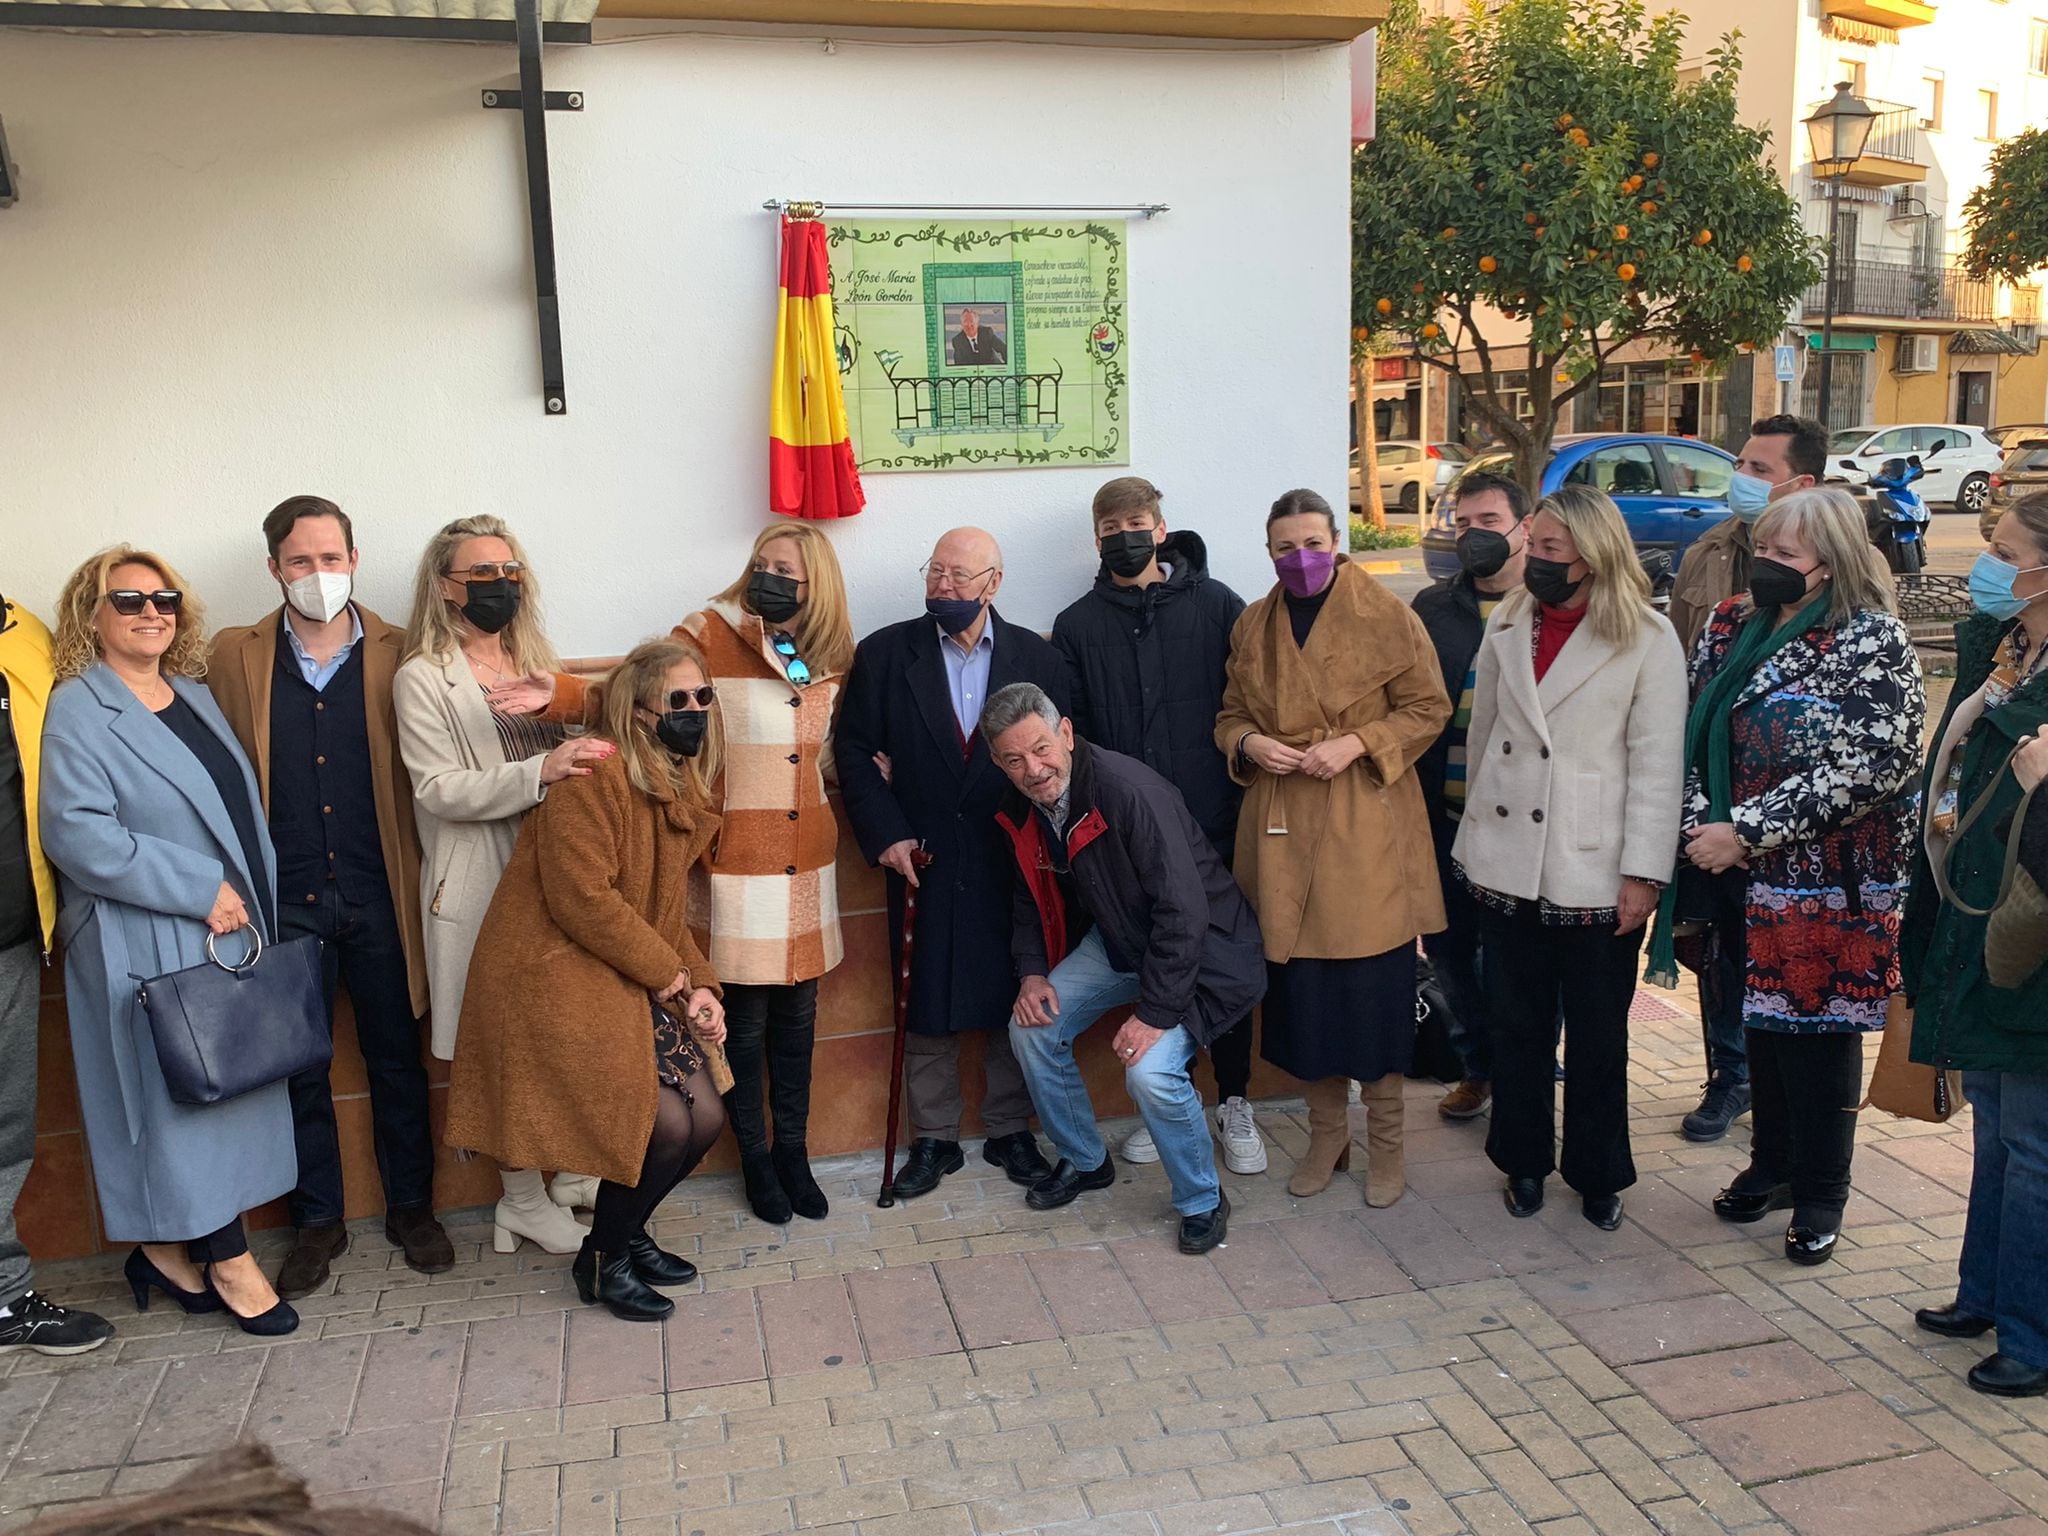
[926,597,984,636]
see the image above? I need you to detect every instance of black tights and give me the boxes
[590,1068,726,1253]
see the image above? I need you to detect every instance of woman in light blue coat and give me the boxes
[40,546,298,1335]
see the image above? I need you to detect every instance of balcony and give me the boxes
[1802,259,1997,326]
[1821,0,1935,26]
[1836,103,1931,187]
[589,0,1390,34]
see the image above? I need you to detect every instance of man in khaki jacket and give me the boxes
[1665,414,1827,1146]
[209,497,450,1297]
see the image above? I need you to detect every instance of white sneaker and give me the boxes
[1122,1125,1161,1164]
[1215,1097,1268,1175]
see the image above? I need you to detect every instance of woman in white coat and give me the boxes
[393,516,612,1254]
[1453,485,1686,1232]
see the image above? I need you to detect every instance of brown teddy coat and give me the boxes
[444,749,730,1186]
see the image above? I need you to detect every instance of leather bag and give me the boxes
[137,929,331,1106]
[1861,992,1963,1124]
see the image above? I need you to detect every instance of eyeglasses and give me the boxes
[105,589,183,617]
[445,562,525,584]
[667,686,717,710]
[919,562,997,591]
[769,631,813,687]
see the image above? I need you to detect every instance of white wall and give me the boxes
[0,23,1351,653]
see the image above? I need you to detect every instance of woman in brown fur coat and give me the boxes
[446,638,731,1323]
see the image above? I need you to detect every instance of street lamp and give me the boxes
[1804,82,1877,429]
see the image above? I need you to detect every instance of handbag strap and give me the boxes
[1935,743,2041,918]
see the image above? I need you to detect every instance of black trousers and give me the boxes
[1424,836,1492,1082]
[1739,1028,1864,1230]
[722,979,819,1159]
[186,1219,248,1265]
[1481,905,1641,1197]
[1194,1013,1254,1103]
[1691,869,1752,1088]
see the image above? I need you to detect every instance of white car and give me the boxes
[1826,423,2004,517]
[1348,440,1471,516]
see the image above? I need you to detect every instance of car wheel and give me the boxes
[1959,473,1991,515]
[1400,483,1420,516]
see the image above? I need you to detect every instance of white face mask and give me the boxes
[284,571,353,624]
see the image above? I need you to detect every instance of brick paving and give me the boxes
[6,993,2047,1536]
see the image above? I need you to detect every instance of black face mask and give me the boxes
[653,709,707,758]
[458,578,521,635]
[1099,530,1159,580]
[1523,556,1586,607]
[1748,557,1817,609]
[1457,528,1515,580]
[745,571,804,626]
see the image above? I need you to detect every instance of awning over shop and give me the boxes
[1952,328,2032,356]
[1805,332,1878,351]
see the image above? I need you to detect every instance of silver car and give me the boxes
[1349,440,1471,516]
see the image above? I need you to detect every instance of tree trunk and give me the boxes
[1515,356,1558,502]
[1356,354,1387,531]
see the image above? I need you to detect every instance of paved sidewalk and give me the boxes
[4,992,2043,1536]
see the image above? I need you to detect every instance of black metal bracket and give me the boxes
[482,89,584,112]
[489,0,577,416]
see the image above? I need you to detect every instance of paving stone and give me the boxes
[1686,1391,1932,1483]
[1756,1450,2019,1536]
[757,1276,863,1378]
[1024,1246,1152,1337]
[1623,1341,1853,1421]
[460,1313,567,1418]
[275,1422,454,1496]
[1520,1257,1722,1319]
[127,1350,264,1463]
[1107,1234,1242,1324]
[1277,1215,1416,1303]
[1208,1223,1333,1312]
[845,1263,960,1362]
[11,1361,165,1475]
[352,1323,466,1431]
[1363,1204,1503,1289]
[1564,1295,1782,1367]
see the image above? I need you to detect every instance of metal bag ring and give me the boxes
[205,927,264,975]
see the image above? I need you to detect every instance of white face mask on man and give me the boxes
[284,571,353,624]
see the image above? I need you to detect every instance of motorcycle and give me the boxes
[1865,455,1931,575]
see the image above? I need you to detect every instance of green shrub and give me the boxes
[1349,520,1420,552]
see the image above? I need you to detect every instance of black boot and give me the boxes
[572,1240,674,1323]
[741,1152,793,1225]
[773,1145,829,1221]
[626,1232,698,1288]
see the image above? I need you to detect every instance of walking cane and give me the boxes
[877,844,934,1208]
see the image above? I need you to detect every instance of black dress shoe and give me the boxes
[890,1139,964,1200]
[572,1241,674,1323]
[1026,1157,1118,1211]
[385,1204,455,1275]
[1712,1178,1793,1224]
[1968,1352,2048,1398]
[741,1152,793,1225]
[982,1131,1053,1187]
[1503,1177,1544,1218]
[275,1223,349,1300]
[1784,1226,1839,1266]
[124,1248,222,1315]
[773,1145,830,1221]
[1178,1192,1230,1255]
[1916,1302,1995,1339]
[1582,1194,1624,1232]
[626,1232,698,1287]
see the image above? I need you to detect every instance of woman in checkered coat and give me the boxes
[674,524,855,1225]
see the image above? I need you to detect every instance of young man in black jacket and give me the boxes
[985,683,1263,1254]
[1050,478,1263,1173]
[1411,470,1531,1123]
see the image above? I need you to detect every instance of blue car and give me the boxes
[1421,433,1736,582]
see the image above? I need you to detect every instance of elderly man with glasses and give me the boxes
[836,528,1069,1199]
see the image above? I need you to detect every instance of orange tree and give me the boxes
[1354,0,1821,494]
[1963,127,2048,284]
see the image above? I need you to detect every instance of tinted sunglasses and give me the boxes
[667,686,717,710]
[769,631,812,687]
[105,589,183,617]
[446,561,525,583]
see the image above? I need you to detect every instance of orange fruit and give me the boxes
[1569,128,1591,148]
[1617,262,1637,280]
[1694,229,1713,246]
[1622,175,1642,193]
[1557,113,1574,129]
[1588,248,1603,260]
[1376,297,1394,315]
[1640,200,1658,214]
[1521,160,1535,173]
[1413,281,1426,292]
[1643,151,1661,168]
[1737,254,1753,273]
[1614,224,1630,241]
[1421,322,1441,338]
[1525,212,1540,225]
[1353,326,1370,341]
[1442,226,1458,239]
[1534,225,1547,238]
[1689,349,1706,364]
[1479,255,1499,273]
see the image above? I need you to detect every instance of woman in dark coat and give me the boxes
[1649,488,1924,1269]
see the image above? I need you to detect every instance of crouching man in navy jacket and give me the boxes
[985,682,1264,1254]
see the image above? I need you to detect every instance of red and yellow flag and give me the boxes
[769,215,865,520]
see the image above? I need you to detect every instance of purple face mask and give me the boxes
[1274,547,1336,599]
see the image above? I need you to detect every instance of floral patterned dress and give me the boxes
[1681,599,1927,1033]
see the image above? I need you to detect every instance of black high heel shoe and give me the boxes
[626,1232,698,1288]
[201,1265,300,1337]
[573,1240,674,1323]
[125,1247,223,1315]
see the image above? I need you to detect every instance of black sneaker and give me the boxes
[1682,1078,1751,1143]
[0,1292,115,1356]
[1178,1192,1231,1255]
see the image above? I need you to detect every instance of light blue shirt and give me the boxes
[283,605,364,693]
[940,619,995,739]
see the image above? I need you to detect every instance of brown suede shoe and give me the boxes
[275,1223,350,1299]
[1438,1080,1492,1121]
[385,1204,456,1275]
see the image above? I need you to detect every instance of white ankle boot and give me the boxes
[548,1173,600,1211]
[494,1168,588,1254]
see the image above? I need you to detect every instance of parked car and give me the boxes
[1421,434,1735,582]
[1826,423,2003,517]
[1984,433,2048,541]
[1988,423,2048,449]
[1349,440,1471,516]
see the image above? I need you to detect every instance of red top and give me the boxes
[1533,600,1589,682]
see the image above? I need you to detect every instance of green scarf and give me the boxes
[1644,593,1833,988]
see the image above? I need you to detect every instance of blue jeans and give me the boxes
[1959,1071,2048,1369]
[1008,928,1221,1218]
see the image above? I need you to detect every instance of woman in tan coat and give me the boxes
[1217,489,1451,1207]
[445,638,731,1323]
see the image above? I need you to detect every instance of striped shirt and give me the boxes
[487,688,564,764]
[1442,596,1502,817]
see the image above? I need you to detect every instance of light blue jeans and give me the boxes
[1008,927,1222,1218]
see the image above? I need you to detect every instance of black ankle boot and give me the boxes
[572,1241,674,1323]
[627,1232,698,1288]
[741,1152,793,1225]
[773,1145,829,1221]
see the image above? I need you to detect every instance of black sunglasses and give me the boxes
[667,686,717,710]
[105,589,183,617]
[769,631,813,687]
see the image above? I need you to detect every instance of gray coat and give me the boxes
[39,665,296,1243]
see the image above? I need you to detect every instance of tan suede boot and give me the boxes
[1362,1073,1407,1207]
[1288,1077,1355,1197]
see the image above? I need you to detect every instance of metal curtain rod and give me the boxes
[764,199,1168,218]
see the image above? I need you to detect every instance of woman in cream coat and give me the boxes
[1453,485,1686,1232]
[393,515,610,1254]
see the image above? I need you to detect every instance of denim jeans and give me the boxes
[1008,928,1221,1218]
[1959,1071,2048,1370]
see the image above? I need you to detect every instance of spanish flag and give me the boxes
[770,214,866,520]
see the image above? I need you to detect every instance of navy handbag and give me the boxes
[137,929,331,1105]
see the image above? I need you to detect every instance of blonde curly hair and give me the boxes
[51,546,210,682]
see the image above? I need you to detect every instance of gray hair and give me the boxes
[979,682,1062,747]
